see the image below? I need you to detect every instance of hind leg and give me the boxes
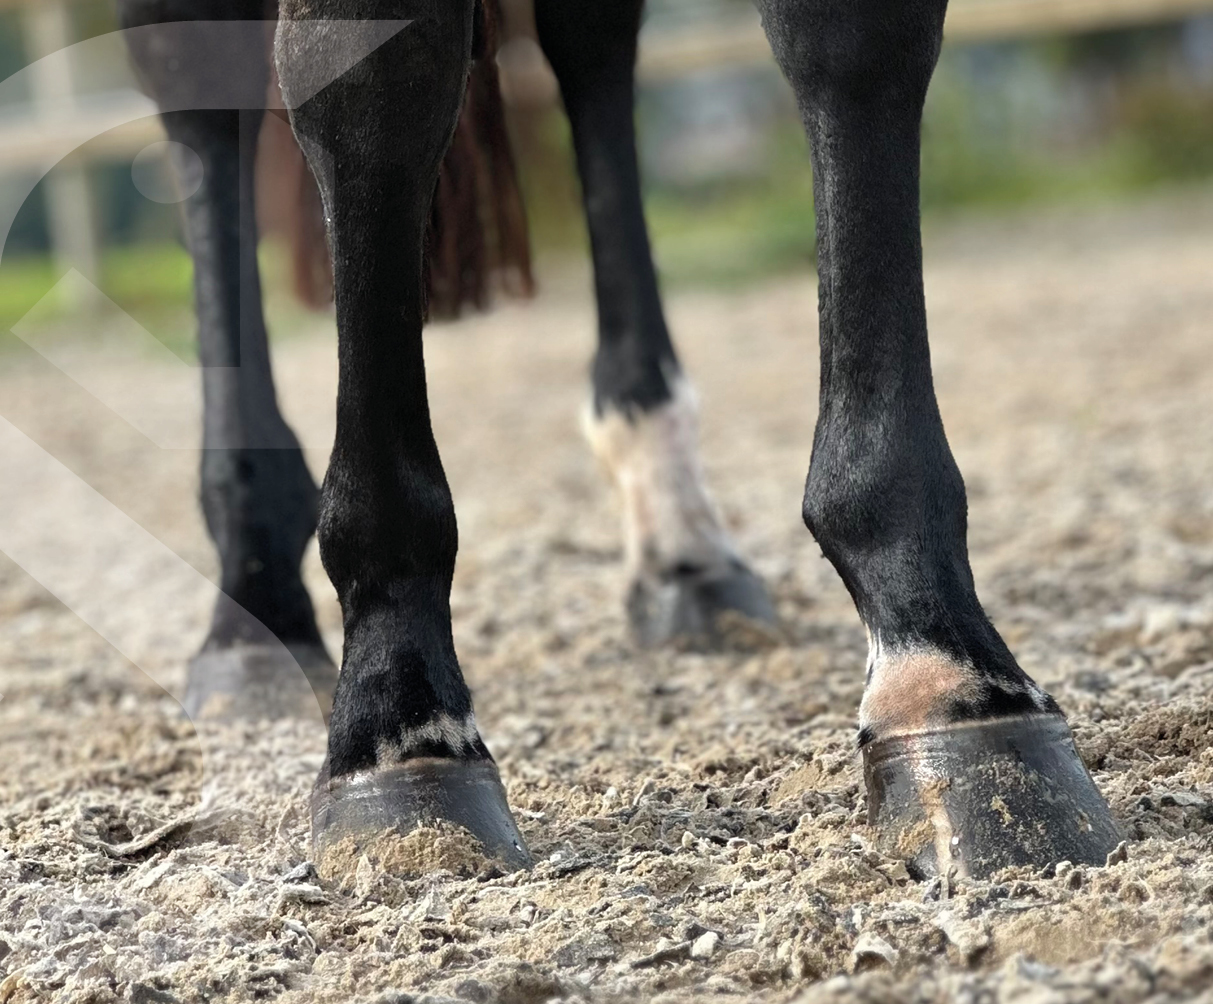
[277,0,530,869]
[121,0,337,721]
[534,0,777,648]
[759,0,1119,877]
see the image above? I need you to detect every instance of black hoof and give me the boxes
[864,714,1121,880]
[183,643,338,724]
[311,757,533,873]
[627,559,779,648]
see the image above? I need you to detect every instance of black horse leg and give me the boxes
[534,0,776,648]
[121,0,337,722]
[276,0,530,869]
[759,0,1119,877]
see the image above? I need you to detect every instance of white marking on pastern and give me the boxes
[377,712,481,763]
[583,372,739,579]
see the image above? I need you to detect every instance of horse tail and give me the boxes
[257,0,535,318]
[425,0,536,319]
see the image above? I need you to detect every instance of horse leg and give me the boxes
[120,0,337,722]
[276,0,530,869]
[534,0,777,648]
[758,0,1120,878]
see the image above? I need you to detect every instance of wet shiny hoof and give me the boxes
[864,714,1121,881]
[182,643,337,724]
[627,559,779,649]
[311,757,533,873]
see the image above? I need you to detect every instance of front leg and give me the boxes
[276,0,529,870]
[760,0,1120,877]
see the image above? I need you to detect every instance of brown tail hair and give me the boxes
[257,0,535,318]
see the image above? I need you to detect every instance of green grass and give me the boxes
[101,243,195,310]
[0,242,194,337]
[645,134,818,290]
[0,240,319,357]
[0,255,61,327]
[641,83,1213,290]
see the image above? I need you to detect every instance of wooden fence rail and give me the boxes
[637,0,1213,80]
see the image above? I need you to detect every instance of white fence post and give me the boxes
[23,0,102,311]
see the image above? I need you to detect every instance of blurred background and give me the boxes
[0,0,1211,342]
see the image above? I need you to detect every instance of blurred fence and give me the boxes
[638,0,1213,80]
[3,0,1213,286]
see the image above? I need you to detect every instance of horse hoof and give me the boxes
[864,714,1121,880]
[311,757,533,873]
[627,559,779,648]
[183,643,337,724]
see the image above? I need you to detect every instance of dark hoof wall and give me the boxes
[628,560,779,649]
[183,643,337,724]
[311,758,533,873]
[864,715,1121,880]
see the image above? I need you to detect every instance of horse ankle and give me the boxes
[858,637,1057,745]
[585,373,737,580]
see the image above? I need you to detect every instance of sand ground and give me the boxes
[1,193,1212,1003]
